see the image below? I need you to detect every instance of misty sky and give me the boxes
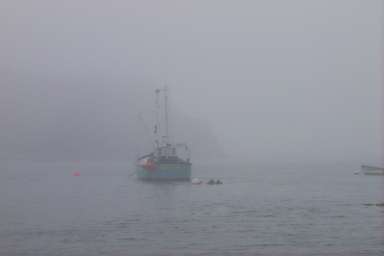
[1,0,383,164]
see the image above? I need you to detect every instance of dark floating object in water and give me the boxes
[363,203,384,207]
[207,179,215,185]
[206,179,222,185]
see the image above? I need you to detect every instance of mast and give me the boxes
[154,86,171,148]
[164,85,169,145]
[154,89,161,149]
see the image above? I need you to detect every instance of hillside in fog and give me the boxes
[0,71,223,161]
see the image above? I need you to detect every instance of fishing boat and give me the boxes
[136,87,192,180]
[361,165,384,175]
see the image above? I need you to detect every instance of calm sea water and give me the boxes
[0,161,383,256]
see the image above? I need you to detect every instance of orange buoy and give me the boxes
[73,171,80,176]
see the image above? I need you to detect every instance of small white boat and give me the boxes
[361,165,384,175]
[191,178,202,184]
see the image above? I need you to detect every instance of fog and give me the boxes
[1,0,382,165]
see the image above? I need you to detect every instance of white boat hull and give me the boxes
[361,165,384,175]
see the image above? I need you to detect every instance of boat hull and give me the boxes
[361,165,384,175]
[136,163,191,181]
